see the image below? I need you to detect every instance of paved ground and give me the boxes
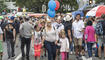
[2,41,105,60]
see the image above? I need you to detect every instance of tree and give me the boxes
[14,0,78,13]
[95,0,105,4]
[0,1,9,13]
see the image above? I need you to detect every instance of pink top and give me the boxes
[85,26,96,42]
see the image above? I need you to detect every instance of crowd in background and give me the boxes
[0,13,105,60]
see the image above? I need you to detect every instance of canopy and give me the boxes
[86,5,105,17]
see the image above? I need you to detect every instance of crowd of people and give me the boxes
[0,13,105,60]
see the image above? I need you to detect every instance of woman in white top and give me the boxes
[42,20,58,60]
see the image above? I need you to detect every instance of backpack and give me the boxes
[95,20,104,35]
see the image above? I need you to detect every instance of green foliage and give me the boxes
[95,0,105,4]
[0,1,9,13]
[15,0,78,13]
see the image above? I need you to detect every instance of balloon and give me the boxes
[55,0,60,11]
[48,0,56,11]
[47,9,55,18]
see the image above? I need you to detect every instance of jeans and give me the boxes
[87,43,94,57]
[44,40,56,60]
[70,41,73,51]
[21,37,31,57]
[93,48,98,57]
[6,39,15,57]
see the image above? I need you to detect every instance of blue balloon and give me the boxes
[47,9,55,18]
[48,0,56,11]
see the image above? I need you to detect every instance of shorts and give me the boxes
[98,36,105,46]
[74,38,82,46]
[0,40,3,52]
[34,44,42,57]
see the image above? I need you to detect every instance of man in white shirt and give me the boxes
[72,14,85,58]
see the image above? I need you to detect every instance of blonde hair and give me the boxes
[60,29,66,38]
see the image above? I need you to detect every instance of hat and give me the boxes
[57,16,61,20]
[64,15,72,21]
[10,16,15,20]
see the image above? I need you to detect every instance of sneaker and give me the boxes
[26,57,29,60]
[76,55,79,59]
[8,57,11,60]
[21,57,25,60]
[82,56,87,60]
[8,59,11,60]
[73,52,75,54]
[70,51,73,55]
[87,57,92,60]
[99,56,102,59]
[12,54,15,57]
[8,56,11,59]
[12,54,15,58]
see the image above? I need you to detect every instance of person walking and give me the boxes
[0,27,3,60]
[72,14,85,59]
[85,20,96,60]
[58,30,69,60]
[14,19,20,47]
[42,20,58,60]
[32,24,42,60]
[4,16,16,59]
[64,15,73,55]
[19,17,34,60]
[95,14,105,59]
[55,16,64,60]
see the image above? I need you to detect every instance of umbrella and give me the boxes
[86,5,105,17]
[72,10,84,19]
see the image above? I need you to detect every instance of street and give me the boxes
[2,41,105,60]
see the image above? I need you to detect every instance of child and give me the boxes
[58,30,69,60]
[32,24,42,60]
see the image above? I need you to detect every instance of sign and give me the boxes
[42,4,46,13]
